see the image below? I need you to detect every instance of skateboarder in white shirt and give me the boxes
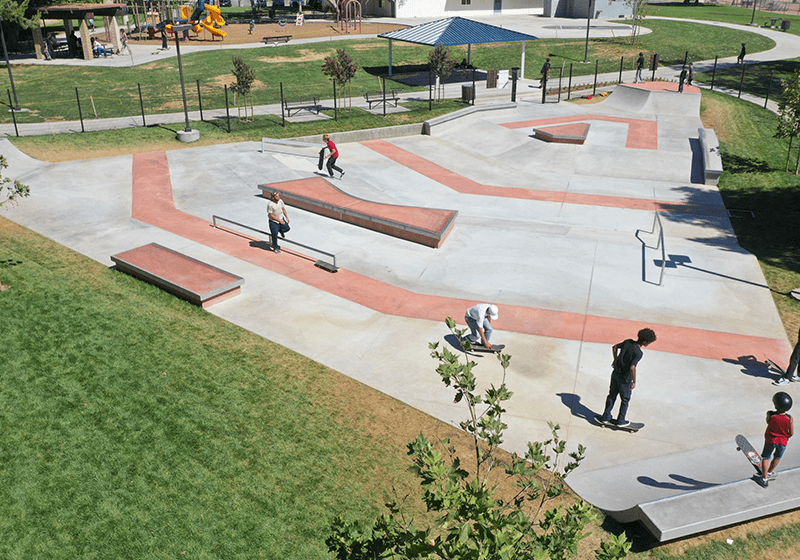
[465,304,498,350]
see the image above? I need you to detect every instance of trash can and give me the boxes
[781,19,791,30]
[487,69,498,89]
[461,84,475,102]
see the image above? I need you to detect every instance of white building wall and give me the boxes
[393,0,543,18]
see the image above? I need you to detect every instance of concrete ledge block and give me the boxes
[111,243,243,308]
[699,127,723,186]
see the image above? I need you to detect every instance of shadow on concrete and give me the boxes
[654,253,782,292]
[688,138,705,185]
[637,474,718,491]
[557,392,597,424]
[722,354,775,380]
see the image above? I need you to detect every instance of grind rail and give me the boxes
[212,215,338,273]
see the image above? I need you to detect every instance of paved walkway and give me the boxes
[2,15,800,542]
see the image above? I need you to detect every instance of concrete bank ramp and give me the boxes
[568,440,800,541]
[595,83,701,118]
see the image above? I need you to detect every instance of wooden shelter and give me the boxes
[36,3,127,60]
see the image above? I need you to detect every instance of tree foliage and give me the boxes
[322,48,358,108]
[230,56,256,121]
[0,154,29,207]
[0,0,39,29]
[326,317,632,560]
[428,43,458,101]
[776,70,800,174]
[625,0,647,45]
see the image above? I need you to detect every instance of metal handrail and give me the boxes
[212,215,338,272]
[635,211,666,287]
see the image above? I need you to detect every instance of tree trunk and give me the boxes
[787,134,794,172]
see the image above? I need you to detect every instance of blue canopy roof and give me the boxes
[378,16,538,46]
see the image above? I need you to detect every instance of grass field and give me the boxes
[643,1,800,36]
[0,19,773,125]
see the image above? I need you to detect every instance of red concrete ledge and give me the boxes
[258,177,458,248]
[111,243,244,308]
[532,123,590,144]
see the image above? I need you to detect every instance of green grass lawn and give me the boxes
[0,219,433,559]
[0,19,773,125]
[642,1,800,36]
[694,57,800,105]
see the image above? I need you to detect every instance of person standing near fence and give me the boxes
[634,52,645,83]
[540,57,551,89]
[323,134,345,179]
[686,62,695,86]
[678,65,687,93]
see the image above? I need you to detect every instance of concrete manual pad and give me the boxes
[1,84,796,543]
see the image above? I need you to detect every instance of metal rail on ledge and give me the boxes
[212,215,338,273]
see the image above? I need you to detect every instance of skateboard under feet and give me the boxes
[594,415,644,432]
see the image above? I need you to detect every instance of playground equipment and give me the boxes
[129,0,226,40]
[336,0,362,34]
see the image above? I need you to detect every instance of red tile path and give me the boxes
[362,140,726,217]
[501,114,658,150]
[130,151,790,361]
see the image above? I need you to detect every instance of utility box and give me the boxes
[781,19,791,30]
[487,69,498,89]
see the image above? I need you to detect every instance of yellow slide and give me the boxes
[201,4,227,37]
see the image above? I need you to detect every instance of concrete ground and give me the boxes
[2,14,800,541]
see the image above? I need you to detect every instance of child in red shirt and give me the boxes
[757,392,794,487]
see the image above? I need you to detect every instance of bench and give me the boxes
[111,243,244,308]
[698,127,723,186]
[263,35,291,45]
[364,89,401,109]
[282,95,321,117]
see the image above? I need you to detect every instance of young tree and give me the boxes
[322,48,358,108]
[230,56,256,121]
[326,317,632,560]
[776,70,800,174]
[428,43,457,101]
[626,0,647,46]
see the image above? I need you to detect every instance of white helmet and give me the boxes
[488,305,499,320]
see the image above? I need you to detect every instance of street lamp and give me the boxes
[0,16,21,111]
[582,0,595,64]
[171,24,199,142]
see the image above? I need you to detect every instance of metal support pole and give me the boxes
[280,82,285,127]
[196,79,203,122]
[593,60,598,96]
[138,83,146,126]
[765,70,774,108]
[557,66,563,103]
[75,87,84,132]
[173,31,191,132]
[7,89,17,137]
[333,81,337,122]
[224,84,231,133]
[710,56,717,91]
[471,67,476,106]
[618,56,624,84]
[382,76,386,116]
[568,63,573,100]
[0,18,20,111]
[428,70,432,111]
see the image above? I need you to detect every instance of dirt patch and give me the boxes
[256,48,329,63]
[128,19,407,46]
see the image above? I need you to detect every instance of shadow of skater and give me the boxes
[556,392,596,424]
[722,355,774,381]
[637,474,717,491]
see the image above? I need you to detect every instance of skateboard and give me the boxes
[766,358,785,376]
[318,148,325,171]
[735,434,763,477]
[459,338,505,353]
[597,418,644,433]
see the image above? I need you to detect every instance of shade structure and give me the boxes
[377,17,538,78]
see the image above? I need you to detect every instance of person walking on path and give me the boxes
[773,327,800,386]
[464,304,499,350]
[540,57,551,89]
[266,191,291,254]
[678,65,688,93]
[738,42,746,65]
[634,52,645,83]
[756,391,794,487]
[595,328,657,428]
[323,134,345,179]
[686,62,695,86]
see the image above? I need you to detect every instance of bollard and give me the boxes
[710,56,717,91]
[137,83,146,127]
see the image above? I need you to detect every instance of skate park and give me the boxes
[3,14,800,545]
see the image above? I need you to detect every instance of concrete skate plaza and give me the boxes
[3,82,797,541]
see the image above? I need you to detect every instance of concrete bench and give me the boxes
[698,127,723,186]
[532,123,590,145]
[263,34,291,45]
[364,89,401,109]
[111,243,244,308]
[258,179,458,248]
[283,95,321,117]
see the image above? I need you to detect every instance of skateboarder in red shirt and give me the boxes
[757,392,794,487]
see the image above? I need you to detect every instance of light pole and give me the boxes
[0,17,21,111]
[582,0,595,64]
[171,24,199,142]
